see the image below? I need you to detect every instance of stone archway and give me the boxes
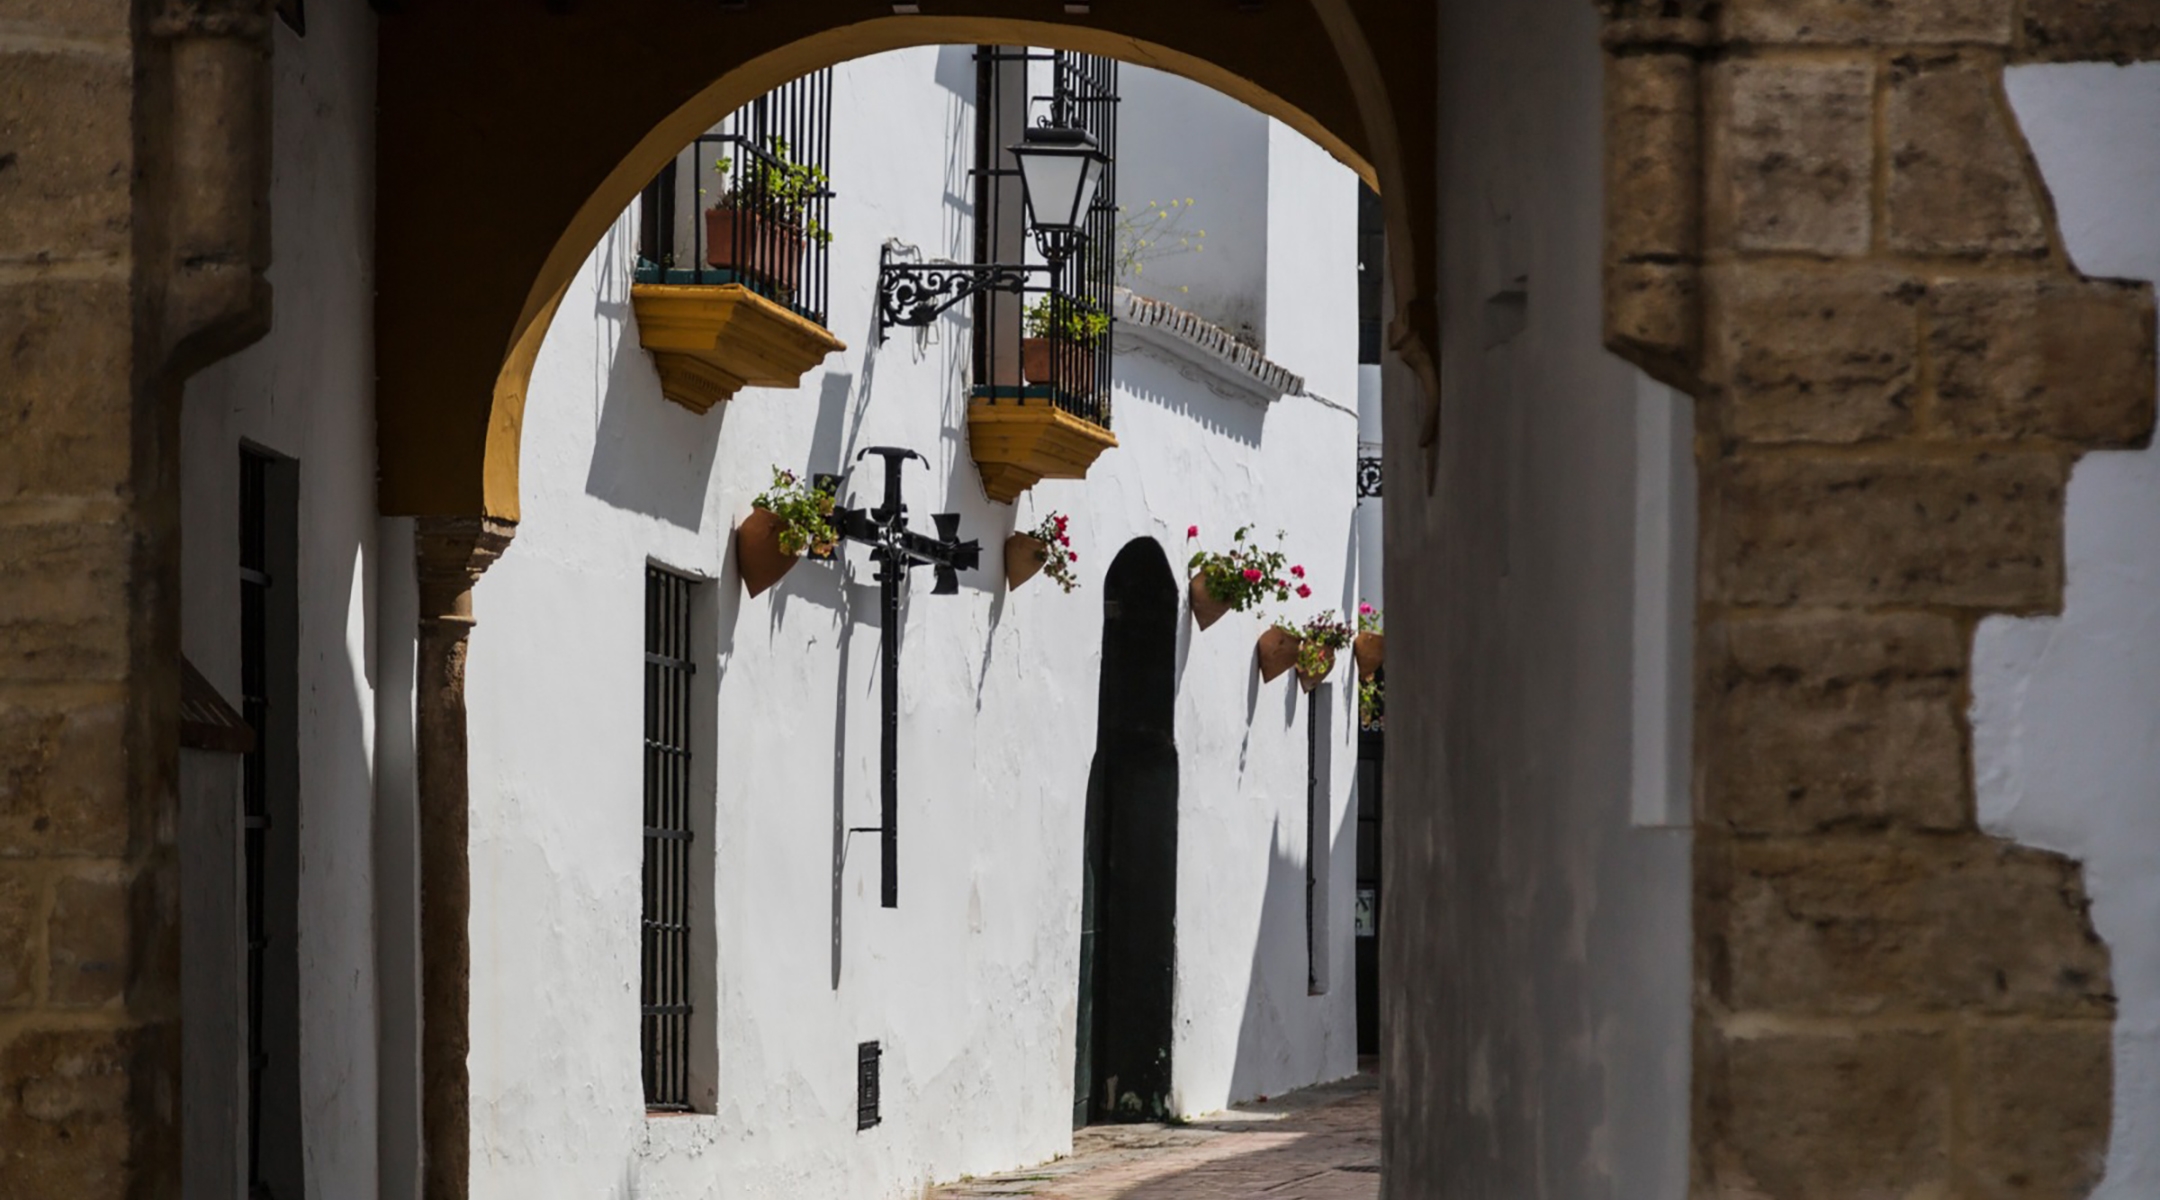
[370,4,1438,524]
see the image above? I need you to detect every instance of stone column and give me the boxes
[413,517,513,1200]
[1598,1,2158,1194]
[0,2,270,1197]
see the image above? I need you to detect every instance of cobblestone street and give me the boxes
[934,1073,1380,1199]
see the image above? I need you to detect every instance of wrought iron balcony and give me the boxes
[631,70,843,413]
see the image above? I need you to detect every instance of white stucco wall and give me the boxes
[464,48,1362,1200]
[176,4,390,1198]
[1114,67,1271,346]
[1973,63,2160,1200]
[1383,0,1693,1192]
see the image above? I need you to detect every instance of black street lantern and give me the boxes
[1010,122,1109,260]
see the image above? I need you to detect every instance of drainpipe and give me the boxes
[413,517,514,1200]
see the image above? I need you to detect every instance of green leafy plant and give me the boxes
[1295,610,1354,680]
[1022,294,1111,347]
[1027,511,1081,593]
[1357,601,1382,634]
[711,136,833,246]
[751,466,838,557]
[1185,524,1299,613]
[1359,675,1384,729]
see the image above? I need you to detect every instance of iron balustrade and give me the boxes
[967,47,1119,431]
[642,566,698,1111]
[637,69,835,328]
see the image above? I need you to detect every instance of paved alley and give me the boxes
[933,1074,1380,1199]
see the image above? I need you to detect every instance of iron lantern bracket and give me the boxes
[875,243,1060,344]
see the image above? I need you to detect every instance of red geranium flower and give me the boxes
[1243,568,1263,583]
[1187,525,1199,538]
[1297,584,1313,599]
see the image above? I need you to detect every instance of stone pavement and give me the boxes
[933,1073,1379,1199]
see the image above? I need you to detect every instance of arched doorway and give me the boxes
[1076,538,1180,1126]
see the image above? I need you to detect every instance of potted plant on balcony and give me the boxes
[1007,510,1080,593]
[705,136,832,300]
[1353,602,1384,680]
[1256,618,1301,683]
[737,466,837,598]
[1184,524,1299,630]
[1294,610,1354,693]
[1021,294,1111,397]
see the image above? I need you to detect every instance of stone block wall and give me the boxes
[0,1,270,1195]
[1604,1,2160,1194]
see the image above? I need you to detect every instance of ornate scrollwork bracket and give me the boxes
[875,242,1054,344]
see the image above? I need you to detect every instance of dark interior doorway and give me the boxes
[1075,538,1180,1127]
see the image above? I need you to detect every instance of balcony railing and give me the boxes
[970,48,1118,431]
[637,69,835,328]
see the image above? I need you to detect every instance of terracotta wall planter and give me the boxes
[1021,337,1097,396]
[1296,647,1337,693]
[1257,628,1300,682]
[1189,575,1232,629]
[704,206,805,296]
[1354,631,1384,680]
[736,507,799,597]
[1005,533,1048,590]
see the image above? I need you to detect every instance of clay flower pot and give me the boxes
[1256,628,1300,683]
[736,507,800,598]
[1296,646,1337,693]
[1005,533,1049,590]
[1189,575,1233,630]
[704,206,806,296]
[1021,337,1097,396]
[1353,631,1385,680]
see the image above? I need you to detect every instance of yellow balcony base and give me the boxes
[967,397,1119,504]
[631,283,845,414]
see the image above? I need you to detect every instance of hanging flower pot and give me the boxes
[737,508,797,598]
[1296,646,1337,693]
[1189,575,1233,630]
[1256,626,1300,683]
[1005,533,1048,590]
[1183,525,1300,631]
[737,466,838,599]
[1353,631,1385,680]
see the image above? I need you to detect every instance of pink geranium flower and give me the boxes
[1243,568,1263,583]
[1297,584,1313,599]
[1187,524,1199,538]
[1291,565,1306,579]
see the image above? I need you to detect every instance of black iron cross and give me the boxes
[825,447,981,908]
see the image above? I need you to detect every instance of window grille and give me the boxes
[971,47,1120,429]
[857,1041,883,1130]
[642,566,699,1111]
[636,70,836,328]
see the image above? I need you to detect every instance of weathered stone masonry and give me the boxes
[0,0,272,1194]
[1605,1,2160,1194]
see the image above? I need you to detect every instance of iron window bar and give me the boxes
[637,69,835,328]
[641,566,698,1112]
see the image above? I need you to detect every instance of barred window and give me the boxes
[642,565,700,1110]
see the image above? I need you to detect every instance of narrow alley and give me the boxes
[935,1074,1380,1200]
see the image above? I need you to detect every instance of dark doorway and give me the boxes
[1075,538,1180,1127]
[240,446,304,1198]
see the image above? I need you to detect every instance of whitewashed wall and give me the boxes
[176,4,397,1197]
[1973,63,2160,1200]
[1384,0,1694,1192]
[464,48,1362,1200]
